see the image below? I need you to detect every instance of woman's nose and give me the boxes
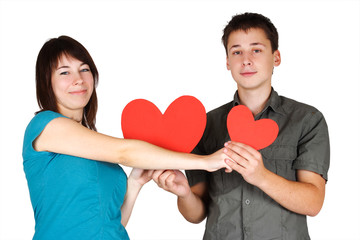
[73,73,84,85]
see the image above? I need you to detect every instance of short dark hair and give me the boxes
[35,35,99,131]
[222,12,279,54]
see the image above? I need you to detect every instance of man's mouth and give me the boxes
[240,71,257,77]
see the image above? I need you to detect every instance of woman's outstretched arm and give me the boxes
[34,116,230,171]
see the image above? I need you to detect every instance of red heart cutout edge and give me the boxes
[227,105,279,150]
[121,95,206,153]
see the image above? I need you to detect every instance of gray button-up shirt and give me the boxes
[186,89,330,240]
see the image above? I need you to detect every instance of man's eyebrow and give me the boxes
[229,42,266,50]
[229,44,241,51]
[250,42,266,47]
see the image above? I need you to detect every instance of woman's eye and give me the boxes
[233,51,241,55]
[80,68,90,72]
[60,71,69,75]
[253,49,261,53]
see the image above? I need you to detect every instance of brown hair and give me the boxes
[35,35,98,131]
[222,12,279,55]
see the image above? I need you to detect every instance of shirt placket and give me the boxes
[242,183,253,240]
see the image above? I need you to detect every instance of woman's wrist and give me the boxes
[127,177,144,192]
[193,154,207,171]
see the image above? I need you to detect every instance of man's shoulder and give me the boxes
[278,95,321,116]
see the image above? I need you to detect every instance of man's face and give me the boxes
[226,28,281,91]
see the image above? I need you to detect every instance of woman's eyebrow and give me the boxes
[56,65,70,70]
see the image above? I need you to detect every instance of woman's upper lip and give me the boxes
[69,89,87,94]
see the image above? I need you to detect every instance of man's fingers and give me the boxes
[225,158,244,173]
[152,170,165,183]
[224,147,248,167]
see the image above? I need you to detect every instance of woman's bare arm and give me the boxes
[34,117,230,171]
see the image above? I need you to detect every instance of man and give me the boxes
[152,12,330,239]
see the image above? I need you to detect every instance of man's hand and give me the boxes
[223,141,326,216]
[152,170,191,198]
[153,170,209,223]
[223,141,270,186]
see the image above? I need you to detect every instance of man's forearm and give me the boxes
[257,169,326,216]
[177,191,207,223]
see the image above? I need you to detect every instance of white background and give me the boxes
[1,0,359,239]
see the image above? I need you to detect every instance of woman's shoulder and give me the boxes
[28,110,67,127]
[24,111,67,142]
[33,110,65,121]
[23,111,62,161]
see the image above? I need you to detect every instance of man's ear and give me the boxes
[274,50,281,66]
[226,56,230,70]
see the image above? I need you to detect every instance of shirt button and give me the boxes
[245,199,250,205]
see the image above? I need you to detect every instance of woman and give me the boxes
[23,36,230,240]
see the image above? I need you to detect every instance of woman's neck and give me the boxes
[58,106,83,123]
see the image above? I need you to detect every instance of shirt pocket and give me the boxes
[261,145,297,181]
[208,169,245,197]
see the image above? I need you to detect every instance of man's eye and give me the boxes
[253,49,261,53]
[233,51,241,55]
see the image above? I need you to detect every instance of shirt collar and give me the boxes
[232,88,286,116]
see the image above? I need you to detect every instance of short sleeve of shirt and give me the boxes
[23,111,67,160]
[293,110,330,180]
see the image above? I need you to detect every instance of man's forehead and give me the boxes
[227,29,270,48]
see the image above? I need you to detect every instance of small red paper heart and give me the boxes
[227,105,279,150]
[121,95,206,153]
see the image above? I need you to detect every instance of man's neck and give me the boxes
[237,86,272,116]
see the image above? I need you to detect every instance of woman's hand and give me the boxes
[204,148,233,173]
[127,168,154,189]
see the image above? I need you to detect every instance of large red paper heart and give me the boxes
[227,105,279,150]
[121,95,206,153]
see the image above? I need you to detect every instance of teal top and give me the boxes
[23,111,129,240]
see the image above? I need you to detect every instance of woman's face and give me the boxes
[51,54,94,118]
